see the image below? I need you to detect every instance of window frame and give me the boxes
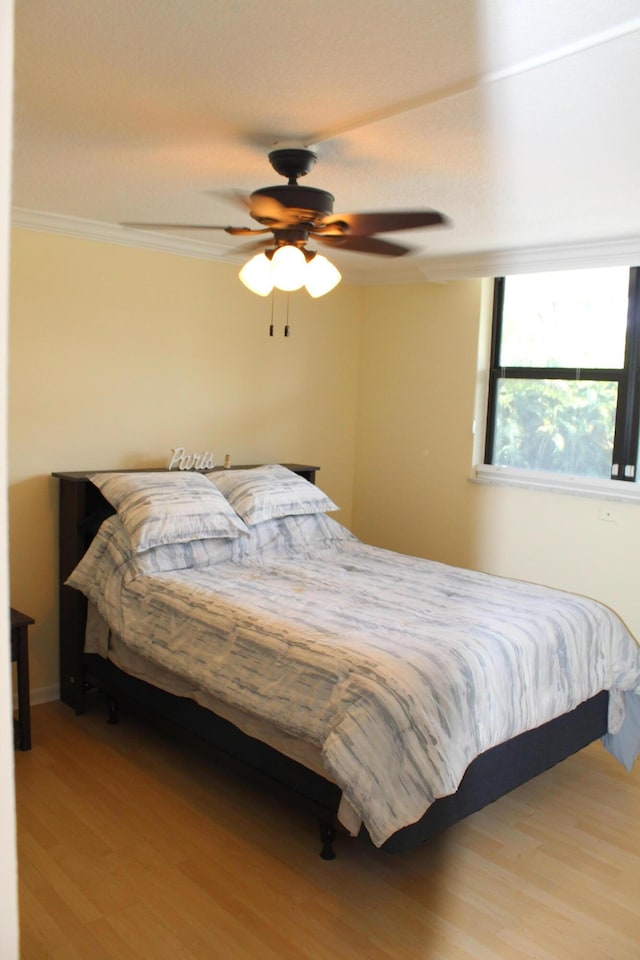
[484,267,640,484]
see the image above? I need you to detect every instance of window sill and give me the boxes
[471,464,640,503]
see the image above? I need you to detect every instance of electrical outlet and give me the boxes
[599,507,617,522]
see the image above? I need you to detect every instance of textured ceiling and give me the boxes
[11,0,640,282]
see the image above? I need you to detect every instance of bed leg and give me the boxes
[74,683,88,716]
[106,695,120,725]
[319,819,337,860]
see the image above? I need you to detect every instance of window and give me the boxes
[484,266,640,484]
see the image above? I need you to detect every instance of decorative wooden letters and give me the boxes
[168,447,216,471]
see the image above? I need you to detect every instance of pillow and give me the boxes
[64,515,233,642]
[90,471,249,553]
[230,512,357,562]
[66,515,237,602]
[66,515,134,604]
[133,532,236,575]
[207,464,338,526]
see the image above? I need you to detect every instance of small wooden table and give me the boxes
[10,608,33,751]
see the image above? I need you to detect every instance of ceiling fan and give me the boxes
[122,147,449,296]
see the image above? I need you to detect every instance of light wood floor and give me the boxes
[14,700,640,960]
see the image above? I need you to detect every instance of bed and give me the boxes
[54,463,640,857]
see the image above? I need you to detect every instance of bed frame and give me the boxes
[53,465,609,857]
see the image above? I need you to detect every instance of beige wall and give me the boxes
[8,228,363,694]
[352,280,483,566]
[352,279,640,642]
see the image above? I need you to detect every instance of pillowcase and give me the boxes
[67,515,237,595]
[133,532,236,575]
[229,512,357,563]
[207,463,338,526]
[90,471,249,553]
[66,515,135,604]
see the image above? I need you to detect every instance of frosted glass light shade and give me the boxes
[239,253,274,296]
[239,245,341,298]
[304,254,342,298]
[271,245,307,291]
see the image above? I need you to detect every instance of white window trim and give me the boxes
[471,463,640,503]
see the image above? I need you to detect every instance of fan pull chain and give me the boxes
[267,292,292,338]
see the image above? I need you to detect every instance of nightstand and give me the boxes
[10,608,33,750]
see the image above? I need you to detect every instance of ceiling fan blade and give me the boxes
[214,189,293,227]
[247,193,292,227]
[314,234,411,257]
[121,222,269,236]
[319,210,447,236]
[220,189,252,211]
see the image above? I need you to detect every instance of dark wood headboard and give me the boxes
[52,464,319,712]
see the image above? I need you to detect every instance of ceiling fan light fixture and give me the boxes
[239,241,341,299]
[239,252,274,296]
[304,254,342,298]
[270,244,307,291]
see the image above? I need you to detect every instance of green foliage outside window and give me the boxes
[493,378,618,479]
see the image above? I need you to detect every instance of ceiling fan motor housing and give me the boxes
[250,184,335,225]
[248,146,336,226]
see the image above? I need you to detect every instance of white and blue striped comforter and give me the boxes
[70,515,640,846]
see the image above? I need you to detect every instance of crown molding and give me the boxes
[419,236,640,282]
[11,208,640,284]
[10,207,233,261]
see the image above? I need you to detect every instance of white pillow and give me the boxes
[90,471,249,553]
[207,464,338,526]
[229,513,357,562]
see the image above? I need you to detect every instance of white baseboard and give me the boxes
[29,685,60,706]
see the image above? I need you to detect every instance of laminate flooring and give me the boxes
[14,700,640,959]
